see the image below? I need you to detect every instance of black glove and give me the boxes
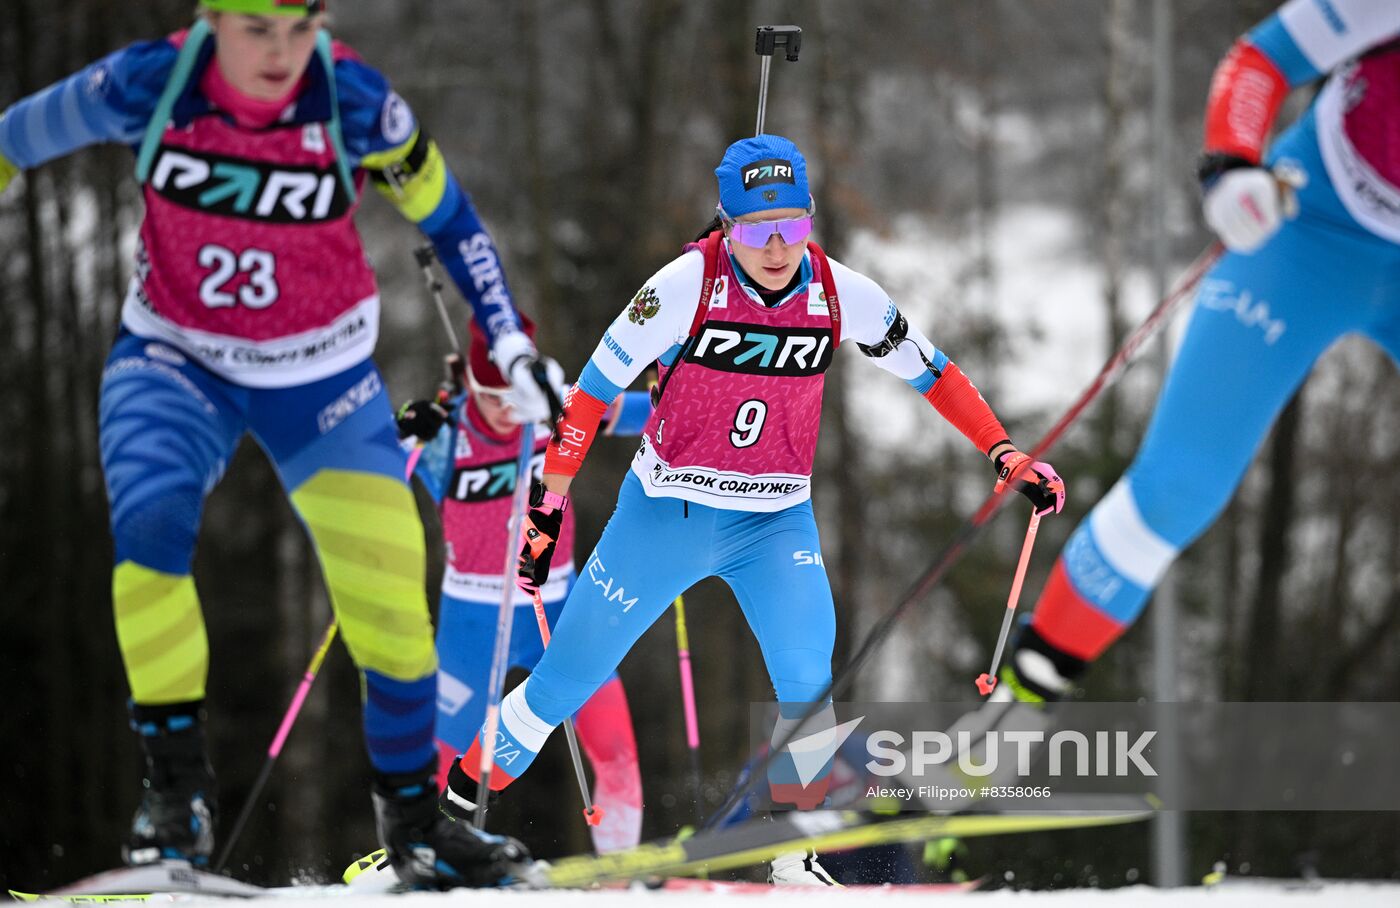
[396,397,450,442]
[517,481,567,594]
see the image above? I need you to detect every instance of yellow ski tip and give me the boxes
[342,849,389,885]
[9,892,40,902]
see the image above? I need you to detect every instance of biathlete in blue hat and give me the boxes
[435,134,1068,884]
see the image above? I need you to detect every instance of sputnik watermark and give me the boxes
[868,785,1054,800]
[864,729,1157,778]
[753,702,1400,810]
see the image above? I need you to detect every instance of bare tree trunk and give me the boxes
[1099,0,1133,454]
[520,0,559,338]
[810,1,868,682]
[1240,390,1303,701]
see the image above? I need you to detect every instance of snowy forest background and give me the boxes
[3,0,1399,892]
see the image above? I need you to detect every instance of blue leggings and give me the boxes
[100,332,438,773]
[466,472,836,799]
[1026,109,1400,661]
[435,580,580,754]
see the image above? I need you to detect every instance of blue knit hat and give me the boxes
[715,134,810,218]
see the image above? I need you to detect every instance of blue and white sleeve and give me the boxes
[338,55,523,347]
[1253,0,1400,84]
[0,39,175,170]
[828,258,949,395]
[576,251,703,404]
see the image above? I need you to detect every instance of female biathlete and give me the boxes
[395,319,650,854]
[434,134,1066,884]
[993,0,1400,705]
[0,0,562,887]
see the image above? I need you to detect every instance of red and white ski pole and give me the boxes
[975,508,1041,696]
[530,589,604,828]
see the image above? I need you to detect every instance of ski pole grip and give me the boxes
[531,359,565,424]
[755,25,802,61]
[445,353,466,393]
[413,244,437,268]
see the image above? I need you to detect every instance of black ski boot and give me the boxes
[372,759,528,889]
[124,700,218,867]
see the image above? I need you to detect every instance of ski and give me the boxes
[656,878,984,893]
[530,795,1156,888]
[16,797,1153,900]
[7,864,268,902]
[9,894,169,904]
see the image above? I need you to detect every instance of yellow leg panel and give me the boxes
[292,469,436,682]
[113,562,209,704]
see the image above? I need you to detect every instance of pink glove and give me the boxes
[994,451,1065,516]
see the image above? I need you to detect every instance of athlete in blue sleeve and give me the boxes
[996,0,1400,704]
[0,0,556,887]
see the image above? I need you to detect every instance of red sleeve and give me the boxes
[543,386,611,478]
[1203,39,1289,164]
[922,362,1009,457]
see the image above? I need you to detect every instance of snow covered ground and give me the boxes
[232,880,1400,906]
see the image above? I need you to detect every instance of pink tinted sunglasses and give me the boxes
[719,206,815,249]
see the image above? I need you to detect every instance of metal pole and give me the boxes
[1149,0,1186,888]
[752,26,801,138]
[414,245,463,356]
[755,56,772,136]
[472,423,536,826]
[530,591,604,829]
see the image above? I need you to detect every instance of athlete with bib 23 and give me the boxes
[437,135,1067,886]
[0,0,561,888]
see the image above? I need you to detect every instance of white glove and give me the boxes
[1202,167,1293,254]
[492,329,565,425]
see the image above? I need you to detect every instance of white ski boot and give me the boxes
[768,848,840,886]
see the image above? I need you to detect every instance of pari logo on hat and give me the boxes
[742,159,796,191]
[716,134,810,218]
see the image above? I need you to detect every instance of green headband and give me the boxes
[201,0,325,16]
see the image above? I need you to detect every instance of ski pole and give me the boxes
[414,242,562,426]
[753,26,802,136]
[213,618,338,872]
[975,508,1042,696]
[704,242,1223,829]
[414,244,463,356]
[529,590,604,829]
[216,406,441,871]
[473,423,536,827]
[673,595,704,823]
[413,244,469,398]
